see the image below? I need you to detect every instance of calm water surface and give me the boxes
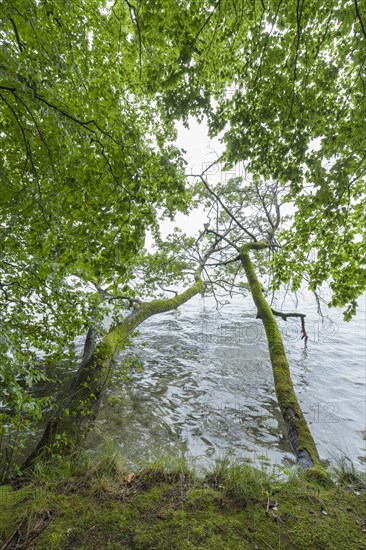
[91,289,366,470]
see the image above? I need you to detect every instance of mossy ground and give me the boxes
[1,453,365,549]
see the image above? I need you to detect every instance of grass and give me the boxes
[331,453,366,486]
[1,446,365,549]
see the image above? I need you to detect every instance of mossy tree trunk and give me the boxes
[240,242,320,469]
[22,279,205,469]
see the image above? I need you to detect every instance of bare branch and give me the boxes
[159,286,178,297]
[205,254,241,267]
[257,308,308,341]
[205,228,239,250]
[191,173,258,242]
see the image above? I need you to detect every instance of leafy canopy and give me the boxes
[1,0,365,469]
[0,0,191,436]
[152,0,366,317]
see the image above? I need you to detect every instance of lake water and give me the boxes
[90,289,366,471]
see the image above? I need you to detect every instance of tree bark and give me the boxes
[22,279,204,469]
[240,242,320,469]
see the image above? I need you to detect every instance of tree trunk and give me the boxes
[22,279,204,469]
[240,242,320,469]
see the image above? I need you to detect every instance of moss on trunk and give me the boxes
[22,279,205,468]
[240,243,321,470]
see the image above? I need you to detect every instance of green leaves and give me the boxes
[154,0,366,316]
[1,0,365,477]
[0,0,197,470]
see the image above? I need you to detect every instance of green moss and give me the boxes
[185,487,223,511]
[2,455,365,550]
[0,485,32,540]
[305,465,334,486]
[34,496,131,550]
[130,483,173,513]
[240,246,321,467]
[131,509,251,550]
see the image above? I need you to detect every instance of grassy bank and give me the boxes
[1,449,365,549]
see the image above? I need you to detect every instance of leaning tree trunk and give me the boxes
[240,242,321,470]
[22,278,205,469]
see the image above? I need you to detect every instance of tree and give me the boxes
[185,168,323,470]
[1,0,363,479]
[156,0,366,318]
[20,239,218,471]
[0,0,191,475]
[20,168,325,475]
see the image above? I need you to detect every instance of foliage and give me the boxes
[1,0,365,474]
[155,0,366,315]
[0,0,192,467]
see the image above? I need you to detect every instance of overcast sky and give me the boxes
[156,117,224,241]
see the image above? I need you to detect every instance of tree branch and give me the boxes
[8,15,25,52]
[158,286,178,296]
[205,253,241,267]
[124,0,142,79]
[205,228,239,250]
[257,308,308,341]
[94,284,142,307]
[355,0,366,43]
[192,173,258,242]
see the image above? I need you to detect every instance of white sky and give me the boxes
[149,114,306,246]
[146,117,219,246]
[156,117,225,240]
